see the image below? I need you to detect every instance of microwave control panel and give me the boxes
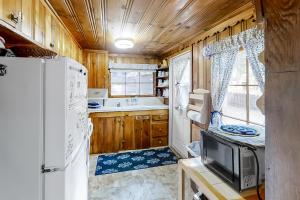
[240,147,257,190]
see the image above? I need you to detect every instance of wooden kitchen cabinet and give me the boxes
[89,110,168,154]
[122,116,135,150]
[44,9,52,49]
[90,116,122,154]
[151,137,168,147]
[50,16,59,51]
[34,0,46,45]
[83,50,108,88]
[134,115,150,149]
[152,123,168,138]
[0,0,83,63]
[0,0,21,28]
[21,0,34,38]
[151,114,168,147]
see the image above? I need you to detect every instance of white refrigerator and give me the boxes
[0,57,89,200]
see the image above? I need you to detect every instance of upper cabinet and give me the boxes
[34,0,45,45]
[0,0,34,39]
[44,8,52,49]
[83,50,108,88]
[0,0,22,28]
[49,16,60,52]
[21,0,34,38]
[0,0,83,63]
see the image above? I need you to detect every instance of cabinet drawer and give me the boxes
[152,114,168,121]
[151,137,168,147]
[152,123,168,137]
[135,115,150,120]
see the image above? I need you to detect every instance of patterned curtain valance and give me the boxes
[109,62,158,71]
[203,27,264,57]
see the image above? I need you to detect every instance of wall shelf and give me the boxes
[155,63,169,105]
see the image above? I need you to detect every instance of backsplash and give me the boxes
[104,97,164,107]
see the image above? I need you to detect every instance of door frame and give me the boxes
[168,50,192,157]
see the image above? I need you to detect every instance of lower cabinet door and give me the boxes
[151,137,168,147]
[134,115,150,149]
[90,116,121,154]
[122,116,135,150]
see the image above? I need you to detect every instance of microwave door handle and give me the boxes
[231,147,235,182]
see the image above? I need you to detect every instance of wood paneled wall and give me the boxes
[83,52,160,90]
[192,17,256,91]
[83,50,108,88]
[108,54,160,64]
[163,8,256,91]
[162,7,257,142]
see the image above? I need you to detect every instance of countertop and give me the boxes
[88,105,169,113]
[178,158,264,200]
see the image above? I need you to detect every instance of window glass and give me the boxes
[110,70,154,96]
[223,86,247,121]
[249,86,265,125]
[140,83,153,95]
[111,72,125,83]
[230,51,247,85]
[248,65,259,85]
[140,71,154,83]
[111,84,125,96]
[126,72,139,83]
[126,83,139,95]
[223,116,247,125]
[222,50,265,126]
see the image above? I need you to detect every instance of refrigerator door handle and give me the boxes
[41,165,65,174]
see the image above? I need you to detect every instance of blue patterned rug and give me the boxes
[95,147,178,176]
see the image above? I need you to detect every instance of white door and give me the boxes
[170,52,192,157]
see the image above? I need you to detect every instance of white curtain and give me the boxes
[204,35,240,128]
[239,28,265,91]
[173,55,191,111]
[203,28,265,128]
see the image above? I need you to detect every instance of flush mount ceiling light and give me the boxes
[115,38,134,49]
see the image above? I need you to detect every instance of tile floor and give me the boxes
[89,154,193,200]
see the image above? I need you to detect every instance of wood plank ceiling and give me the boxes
[47,0,253,56]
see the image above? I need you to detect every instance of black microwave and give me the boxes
[201,131,265,191]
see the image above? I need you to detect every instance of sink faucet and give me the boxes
[132,97,138,105]
[117,102,121,107]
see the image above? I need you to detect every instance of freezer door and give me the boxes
[45,139,88,200]
[0,57,44,200]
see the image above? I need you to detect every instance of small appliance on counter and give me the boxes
[88,88,108,109]
[201,127,265,192]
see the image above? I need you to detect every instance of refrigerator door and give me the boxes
[44,58,88,169]
[45,138,88,200]
[0,58,44,200]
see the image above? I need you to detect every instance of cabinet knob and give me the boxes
[159,128,162,131]
[50,43,55,48]
[10,12,19,24]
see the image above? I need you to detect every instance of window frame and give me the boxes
[109,70,156,97]
[222,51,264,127]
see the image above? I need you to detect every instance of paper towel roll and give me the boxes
[187,110,203,123]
